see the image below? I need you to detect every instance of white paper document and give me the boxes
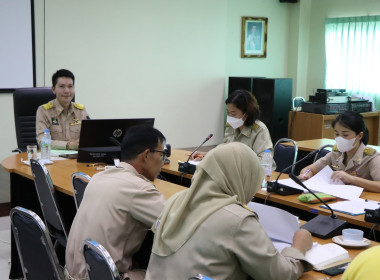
[247,202,349,270]
[278,166,363,200]
[320,198,380,215]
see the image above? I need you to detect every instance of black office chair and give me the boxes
[273,138,298,174]
[71,172,91,210]
[82,238,121,280]
[10,206,65,280]
[12,87,56,153]
[314,144,334,162]
[30,159,68,248]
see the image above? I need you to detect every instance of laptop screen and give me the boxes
[77,118,155,163]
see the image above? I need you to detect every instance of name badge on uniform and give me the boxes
[51,117,59,125]
[70,118,81,126]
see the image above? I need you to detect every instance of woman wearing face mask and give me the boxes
[192,89,274,161]
[299,111,380,192]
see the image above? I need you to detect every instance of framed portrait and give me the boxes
[241,17,268,58]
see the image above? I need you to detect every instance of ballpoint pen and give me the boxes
[302,168,311,178]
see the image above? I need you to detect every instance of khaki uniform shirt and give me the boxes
[65,162,166,280]
[314,143,380,181]
[146,204,311,280]
[224,120,274,163]
[36,99,88,149]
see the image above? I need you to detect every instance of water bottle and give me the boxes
[40,129,51,161]
[261,149,273,187]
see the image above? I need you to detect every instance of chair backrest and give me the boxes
[10,206,64,280]
[71,172,91,210]
[82,238,121,280]
[314,144,334,162]
[13,87,55,152]
[273,138,298,174]
[30,159,68,247]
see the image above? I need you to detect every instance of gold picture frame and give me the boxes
[241,16,268,58]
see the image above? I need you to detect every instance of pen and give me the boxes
[302,168,311,178]
[86,163,99,167]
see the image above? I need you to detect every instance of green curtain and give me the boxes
[325,16,380,110]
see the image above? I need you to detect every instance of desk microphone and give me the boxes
[267,148,320,195]
[178,133,213,174]
[289,173,347,239]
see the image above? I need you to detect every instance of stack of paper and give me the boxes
[247,202,350,270]
[278,166,363,200]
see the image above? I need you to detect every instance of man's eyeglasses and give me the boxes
[150,149,168,161]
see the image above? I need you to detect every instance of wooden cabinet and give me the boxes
[288,111,380,145]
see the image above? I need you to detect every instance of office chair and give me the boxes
[10,206,65,280]
[12,87,55,153]
[273,138,298,174]
[30,159,68,248]
[82,238,121,280]
[314,144,334,163]
[71,172,91,210]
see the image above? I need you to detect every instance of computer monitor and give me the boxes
[77,118,155,164]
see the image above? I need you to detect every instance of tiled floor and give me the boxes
[0,216,11,280]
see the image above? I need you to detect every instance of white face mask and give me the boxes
[227,115,245,129]
[335,136,357,153]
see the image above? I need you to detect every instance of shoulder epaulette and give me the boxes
[42,102,54,110]
[251,123,259,131]
[364,147,376,156]
[332,144,339,152]
[73,102,84,110]
[225,122,231,127]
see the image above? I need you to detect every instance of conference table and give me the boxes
[2,151,379,280]
[164,149,380,231]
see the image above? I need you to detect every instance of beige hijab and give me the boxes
[152,142,264,256]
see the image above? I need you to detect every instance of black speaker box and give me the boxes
[228,77,292,144]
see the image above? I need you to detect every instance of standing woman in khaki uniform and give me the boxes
[192,90,274,161]
[300,111,380,192]
[36,69,89,150]
[146,142,312,280]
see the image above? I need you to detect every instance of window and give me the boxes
[325,16,380,109]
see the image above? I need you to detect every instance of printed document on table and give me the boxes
[320,198,380,215]
[278,166,363,200]
[247,202,298,251]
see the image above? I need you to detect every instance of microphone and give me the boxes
[178,133,213,174]
[267,148,320,195]
[289,173,347,239]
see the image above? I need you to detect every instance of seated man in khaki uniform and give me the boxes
[65,125,167,280]
[36,69,89,150]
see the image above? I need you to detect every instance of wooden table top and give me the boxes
[1,152,187,200]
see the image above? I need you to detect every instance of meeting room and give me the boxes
[1,0,380,279]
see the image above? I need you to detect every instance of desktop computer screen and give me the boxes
[77,118,155,163]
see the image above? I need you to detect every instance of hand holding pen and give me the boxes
[300,168,313,180]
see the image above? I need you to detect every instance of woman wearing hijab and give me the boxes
[146,142,312,280]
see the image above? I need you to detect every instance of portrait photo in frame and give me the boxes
[241,17,268,58]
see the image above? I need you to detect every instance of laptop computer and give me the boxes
[77,118,155,164]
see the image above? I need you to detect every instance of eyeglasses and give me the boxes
[150,149,167,162]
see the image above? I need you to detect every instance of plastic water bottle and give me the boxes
[40,129,51,161]
[261,149,273,187]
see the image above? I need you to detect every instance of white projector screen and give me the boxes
[0,0,35,92]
